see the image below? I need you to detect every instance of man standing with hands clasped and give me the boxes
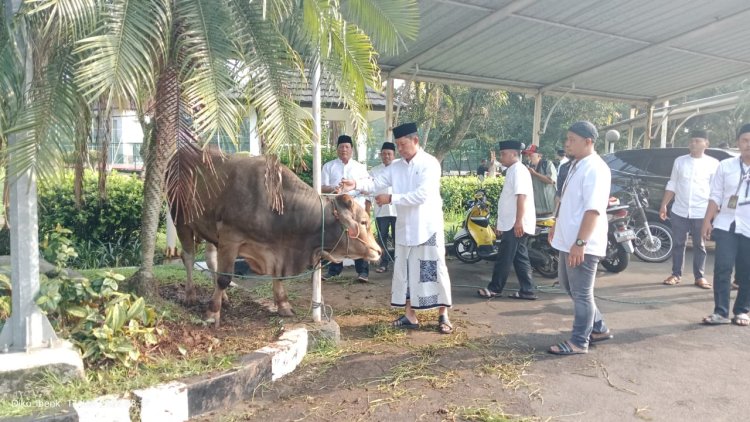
[549,121,612,355]
[339,122,454,335]
[477,140,537,300]
[659,129,719,289]
[370,142,398,273]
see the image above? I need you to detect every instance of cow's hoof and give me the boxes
[205,310,221,328]
[277,306,295,317]
[184,289,198,305]
[221,292,230,309]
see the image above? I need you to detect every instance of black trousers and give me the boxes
[488,230,534,294]
[376,216,396,266]
[327,259,368,276]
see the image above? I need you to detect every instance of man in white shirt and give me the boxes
[370,142,398,273]
[477,140,537,300]
[340,122,453,334]
[700,124,750,326]
[321,135,371,282]
[659,130,719,289]
[549,121,612,355]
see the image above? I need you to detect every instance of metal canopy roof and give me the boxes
[380,0,750,104]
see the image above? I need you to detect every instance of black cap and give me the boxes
[497,140,525,151]
[568,121,598,141]
[738,124,750,139]
[689,129,708,140]
[392,122,418,139]
[381,142,396,151]
[337,135,353,145]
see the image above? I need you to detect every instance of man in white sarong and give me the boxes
[340,122,453,334]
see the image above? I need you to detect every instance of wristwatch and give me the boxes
[575,239,587,247]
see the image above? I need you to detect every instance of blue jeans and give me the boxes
[670,213,706,279]
[327,259,368,277]
[712,228,750,317]
[488,231,534,295]
[558,252,607,349]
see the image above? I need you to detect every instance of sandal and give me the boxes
[508,291,538,300]
[701,313,730,325]
[392,315,419,329]
[548,340,587,355]
[663,275,680,285]
[375,266,387,273]
[589,330,613,343]
[438,315,453,334]
[477,288,500,299]
[732,313,750,327]
[695,278,712,289]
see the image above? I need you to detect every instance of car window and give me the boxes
[608,151,651,177]
[644,150,683,178]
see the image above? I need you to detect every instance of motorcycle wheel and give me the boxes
[533,245,559,279]
[600,241,630,273]
[633,221,673,263]
[454,237,481,263]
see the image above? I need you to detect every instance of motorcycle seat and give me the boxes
[536,217,555,226]
[469,216,490,227]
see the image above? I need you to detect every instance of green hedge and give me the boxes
[37,170,149,246]
[440,175,505,217]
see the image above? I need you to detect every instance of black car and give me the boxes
[602,147,739,222]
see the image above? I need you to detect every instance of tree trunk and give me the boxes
[132,65,180,298]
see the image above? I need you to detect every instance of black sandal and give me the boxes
[438,315,453,334]
[392,315,419,329]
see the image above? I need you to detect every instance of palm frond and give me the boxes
[5,45,88,181]
[230,0,309,157]
[74,0,169,104]
[340,0,419,54]
[23,0,98,43]
[175,0,241,143]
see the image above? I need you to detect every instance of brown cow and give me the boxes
[168,153,382,326]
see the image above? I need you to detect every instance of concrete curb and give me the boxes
[4,327,309,422]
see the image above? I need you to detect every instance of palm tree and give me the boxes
[2,0,419,298]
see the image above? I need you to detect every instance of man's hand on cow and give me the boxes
[374,194,392,206]
[339,179,356,192]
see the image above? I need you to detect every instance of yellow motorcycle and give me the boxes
[453,189,559,278]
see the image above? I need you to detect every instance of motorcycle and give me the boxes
[620,177,674,263]
[600,197,634,272]
[452,189,559,278]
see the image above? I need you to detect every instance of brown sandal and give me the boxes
[695,278,712,289]
[663,275,680,285]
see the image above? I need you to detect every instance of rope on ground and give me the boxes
[453,283,669,304]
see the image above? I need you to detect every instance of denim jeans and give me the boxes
[327,259,369,277]
[488,231,534,295]
[712,228,739,318]
[376,216,396,267]
[558,252,607,349]
[670,213,706,279]
[735,234,750,316]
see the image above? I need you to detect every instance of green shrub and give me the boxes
[0,274,10,323]
[279,150,338,186]
[36,228,162,367]
[37,170,154,247]
[440,175,504,217]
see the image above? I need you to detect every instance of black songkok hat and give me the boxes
[497,140,524,151]
[568,121,599,141]
[689,129,709,140]
[381,142,396,151]
[337,135,353,145]
[392,122,418,139]
[738,124,750,138]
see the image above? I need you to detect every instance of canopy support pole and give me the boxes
[311,59,322,323]
[644,103,654,149]
[532,92,542,146]
[660,100,669,148]
[385,78,394,141]
[627,107,636,149]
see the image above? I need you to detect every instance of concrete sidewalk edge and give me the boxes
[4,327,308,422]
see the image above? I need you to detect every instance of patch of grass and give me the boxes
[0,354,237,418]
[448,404,535,422]
[476,348,534,392]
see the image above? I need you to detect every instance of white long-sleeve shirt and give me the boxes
[322,158,370,207]
[370,162,398,218]
[665,154,719,219]
[709,156,750,237]
[356,149,443,246]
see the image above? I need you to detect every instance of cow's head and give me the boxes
[324,194,382,263]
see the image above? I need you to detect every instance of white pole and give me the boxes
[0,0,58,351]
[165,213,178,260]
[532,92,542,146]
[311,59,322,323]
[385,78,394,141]
[660,100,669,148]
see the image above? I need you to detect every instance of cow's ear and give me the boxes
[337,194,353,209]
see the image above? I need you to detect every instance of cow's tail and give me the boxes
[264,154,285,215]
